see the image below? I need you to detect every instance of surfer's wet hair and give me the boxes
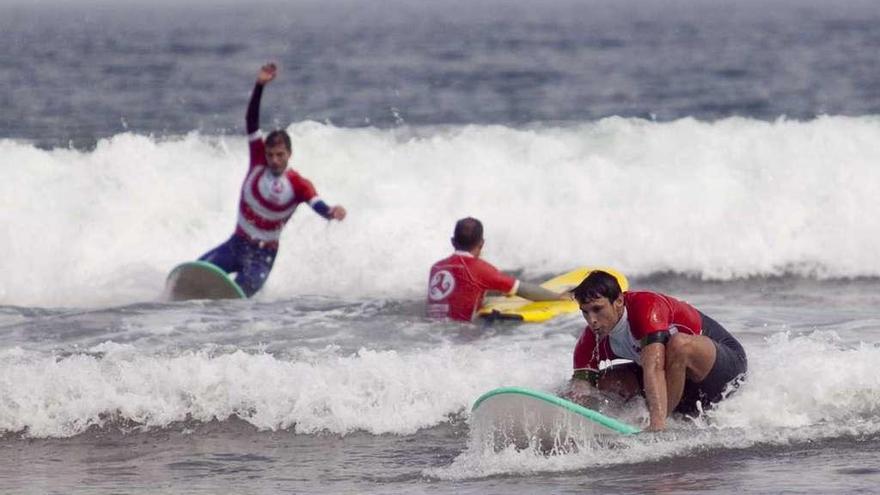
[452,217,483,251]
[266,130,292,151]
[572,270,622,304]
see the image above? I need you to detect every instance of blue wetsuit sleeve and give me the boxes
[311,199,333,219]
[246,83,264,134]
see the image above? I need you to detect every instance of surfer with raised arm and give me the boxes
[426,217,566,321]
[566,270,747,431]
[198,62,346,297]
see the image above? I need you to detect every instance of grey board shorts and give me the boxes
[676,311,748,416]
[607,311,748,416]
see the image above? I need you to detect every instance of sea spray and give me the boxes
[2,116,880,307]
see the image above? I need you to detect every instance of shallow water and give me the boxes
[2,277,880,493]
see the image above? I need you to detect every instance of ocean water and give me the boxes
[2,0,880,493]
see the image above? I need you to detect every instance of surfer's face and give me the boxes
[266,143,291,176]
[579,295,624,338]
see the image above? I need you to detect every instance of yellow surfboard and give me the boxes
[477,267,629,323]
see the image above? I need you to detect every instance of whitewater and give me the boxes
[3,116,880,308]
[3,116,880,493]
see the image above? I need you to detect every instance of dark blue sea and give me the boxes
[2,0,880,493]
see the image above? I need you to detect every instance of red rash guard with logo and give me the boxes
[426,252,519,321]
[573,291,703,372]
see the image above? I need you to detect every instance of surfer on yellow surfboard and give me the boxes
[426,217,568,321]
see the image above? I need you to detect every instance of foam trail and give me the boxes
[2,116,880,307]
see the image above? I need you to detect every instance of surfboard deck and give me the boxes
[164,261,246,301]
[477,267,629,322]
[471,386,640,453]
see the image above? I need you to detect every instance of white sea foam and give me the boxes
[1,329,878,450]
[2,116,880,307]
[0,333,575,438]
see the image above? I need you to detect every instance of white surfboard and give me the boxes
[471,387,640,453]
[164,261,246,301]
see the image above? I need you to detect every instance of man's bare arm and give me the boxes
[516,281,566,301]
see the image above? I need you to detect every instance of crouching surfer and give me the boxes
[564,270,747,431]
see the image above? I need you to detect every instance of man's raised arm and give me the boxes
[246,62,277,135]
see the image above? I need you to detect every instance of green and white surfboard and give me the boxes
[471,386,640,452]
[164,261,246,301]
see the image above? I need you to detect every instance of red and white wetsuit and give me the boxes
[234,131,328,250]
[573,291,703,373]
[426,251,519,321]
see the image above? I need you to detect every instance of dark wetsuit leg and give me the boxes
[235,243,277,297]
[676,312,748,416]
[199,235,276,297]
[199,235,244,275]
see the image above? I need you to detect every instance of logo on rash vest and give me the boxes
[428,270,455,301]
[269,178,285,202]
